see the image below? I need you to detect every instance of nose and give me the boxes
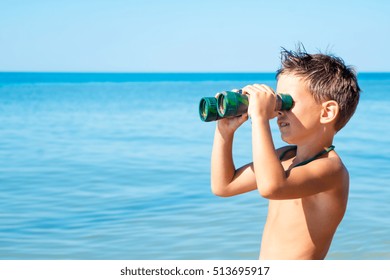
[277,110,285,117]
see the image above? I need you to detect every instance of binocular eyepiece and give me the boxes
[199,90,293,122]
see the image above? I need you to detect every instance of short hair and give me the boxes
[276,47,360,131]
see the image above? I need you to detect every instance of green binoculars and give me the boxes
[199,90,293,122]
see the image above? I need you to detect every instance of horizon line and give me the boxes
[1,71,389,74]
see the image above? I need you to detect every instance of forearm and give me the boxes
[251,117,286,197]
[211,126,236,195]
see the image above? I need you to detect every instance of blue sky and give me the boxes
[0,0,389,72]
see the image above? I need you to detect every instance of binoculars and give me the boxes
[199,90,293,122]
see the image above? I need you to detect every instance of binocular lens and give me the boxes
[199,97,219,122]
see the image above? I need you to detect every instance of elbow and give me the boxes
[258,184,278,199]
[211,184,231,197]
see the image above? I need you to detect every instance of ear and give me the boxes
[320,100,339,125]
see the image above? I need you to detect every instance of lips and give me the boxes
[278,119,289,128]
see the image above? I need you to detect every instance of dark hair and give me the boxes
[276,46,360,131]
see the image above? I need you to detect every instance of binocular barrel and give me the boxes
[199,90,293,122]
[217,90,249,118]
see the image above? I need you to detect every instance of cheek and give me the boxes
[290,104,321,129]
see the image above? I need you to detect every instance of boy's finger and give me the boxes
[238,113,249,124]
[242,85,256,95]
[253,84,275,94]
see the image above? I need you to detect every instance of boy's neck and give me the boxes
[294,130,335,162]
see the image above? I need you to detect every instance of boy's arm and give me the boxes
[211,115,257,197]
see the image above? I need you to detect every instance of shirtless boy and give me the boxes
[211,48,360,259]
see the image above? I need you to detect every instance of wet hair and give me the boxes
[276,46,360,131]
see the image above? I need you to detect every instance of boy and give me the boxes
[211,48,360,259]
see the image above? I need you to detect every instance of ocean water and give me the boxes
[0,72,389,260]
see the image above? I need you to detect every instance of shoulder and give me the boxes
[323,151,348,175]
[284,150,349,196]
[304,151,349,188]
[329,152,349,183]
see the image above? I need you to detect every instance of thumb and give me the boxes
[238,113,249,124]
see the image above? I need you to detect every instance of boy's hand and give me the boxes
[216,89,248,136]
[242,84,278,120]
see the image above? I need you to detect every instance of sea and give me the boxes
[0,72,389,260]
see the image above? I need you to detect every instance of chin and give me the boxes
[280,133,295,145]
